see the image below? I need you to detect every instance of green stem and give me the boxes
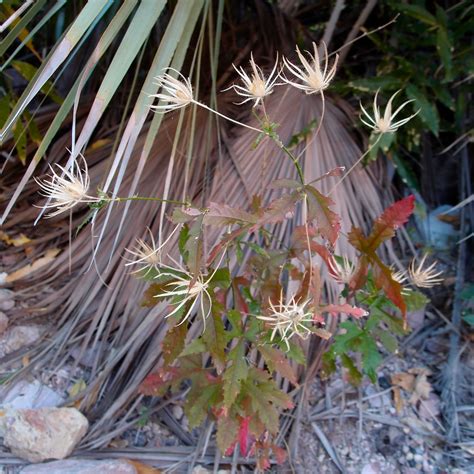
[252,110,305,185]
[280,143,305,184]
[109,196,188,206]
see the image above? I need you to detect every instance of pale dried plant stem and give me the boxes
[193,100,262,134]
[295,91,326,163]
[328,134,382,195]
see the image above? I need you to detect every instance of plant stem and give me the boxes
[281,143,305,184]
[194,101,262,133]
[328,134,382,195]
[252,109,306,185]
[110,196,188,206]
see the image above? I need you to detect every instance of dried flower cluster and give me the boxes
[35,155,100,217]
[256,295,314,350]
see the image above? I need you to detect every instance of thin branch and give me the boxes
[321,0,346,50]
[338,0,378,66]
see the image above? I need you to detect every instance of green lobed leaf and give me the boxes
[12,119,26,164]
[377,330,398,354]
[186,382,221,429]
[226,309,243,338]
[360,333,382,383]
[222,340,248,408]
[208,267,231,290]
[216,413,239,453]
[179,337,206,358]
[341,354,363,385]
[202,308,227,375]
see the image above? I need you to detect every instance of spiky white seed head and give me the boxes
[360,90,419,134]
[35,154,100,217]
[257,295,314,350]
[227,53,281,106]
[150,69,194,113]
[408,254,443,288]
[282,41,338,95]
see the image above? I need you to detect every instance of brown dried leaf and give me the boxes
[391,372,415,392]
[409,374,432,404]
[393,386,404,413]
[6,248,60,282]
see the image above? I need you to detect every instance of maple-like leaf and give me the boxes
[350,195,415,253]
[216,413,239,454]
[372,254,406,316]
[162,323,188,365]
[259,345,298,385]
[222,340,248,408]
[139,368,181,396]
[291,226,334,269]
[185,382,221,428]
[202,308,227,374]
[257,192,300,226]
[348,196,415,318]
[203,202,257,226]
[305,185,340,245]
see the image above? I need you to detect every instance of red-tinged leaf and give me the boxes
[232,280,249,314]
[351,196,415,253]
[272,445,287,465]
[322,304,369,319]
[305,185,340,245]
[291,226,334,269]
[372,254,406,316]
[207,226,248,265]
[366,195,415,250]
[222,340,248,408]
[162,322,188,365]
[216,414,239,454]
[347,226,367,253]
[349,256,369,292]
[259,345,299,385]
[258,192,300,225]
[139,368,180,396]
[203,202,257,226]
[239,416,251,456]
[141,281,172,307]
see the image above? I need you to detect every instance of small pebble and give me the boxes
[414,454,423,463]
[172,404,183,420]
[403,446,409,454]
[317,454,325,462]
[403,427,410,434]
[406,452,414,461]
